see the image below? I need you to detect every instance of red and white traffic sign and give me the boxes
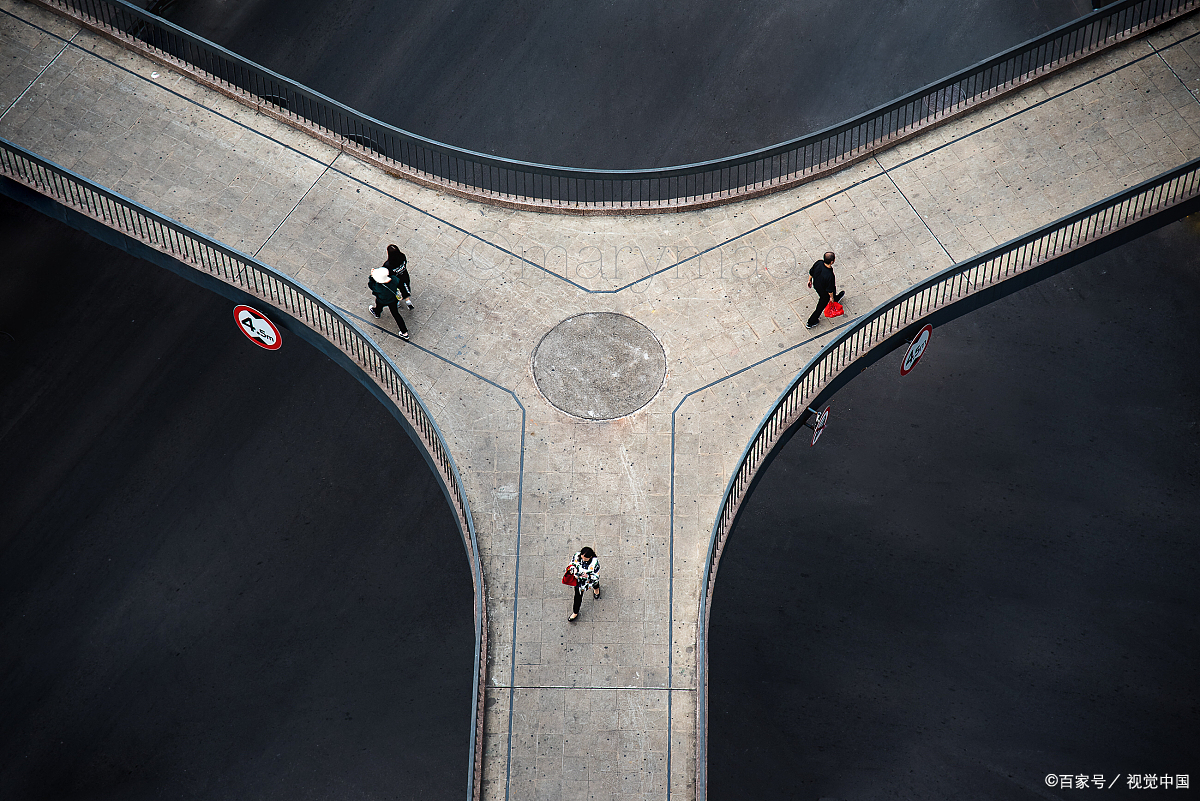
[900,324,932,376]
[809,405,830,446]
[234,305,282,350]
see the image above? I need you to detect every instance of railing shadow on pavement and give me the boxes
[0,136,488,801]
[27,0,1200,213]
[693,155,1200,801]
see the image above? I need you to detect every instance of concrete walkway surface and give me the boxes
[2,0,1199,798]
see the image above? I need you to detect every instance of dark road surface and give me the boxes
[708,216,1200,799]
[0,194,474,801]
[152,0,1091,168]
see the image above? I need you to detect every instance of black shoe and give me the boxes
[368,304,381,319]
[834,291,845,302]
[805,320,818,329]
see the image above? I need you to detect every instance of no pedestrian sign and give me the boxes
[234,305,281,350]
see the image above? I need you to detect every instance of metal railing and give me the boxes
[0,136,489,801]
[693,155,1200,800]
[30,0,1198,212]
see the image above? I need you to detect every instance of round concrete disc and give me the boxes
[532,313,666,420]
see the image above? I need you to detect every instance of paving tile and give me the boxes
[0,2,77,116]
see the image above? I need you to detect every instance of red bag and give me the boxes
[562,569,578,587]
[824,300,844,318]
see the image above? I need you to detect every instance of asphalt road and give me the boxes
[0,194,475,801]
[154,0,1091,168]
[707,215,1200,799]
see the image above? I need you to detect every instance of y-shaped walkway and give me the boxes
[2,1,1199,798]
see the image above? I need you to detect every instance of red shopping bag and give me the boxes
[824,300,844,318]
[562,569,578,587]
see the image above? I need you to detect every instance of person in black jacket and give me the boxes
[368,265,410,340]
[806,251,845,329]
[384,244,414,309]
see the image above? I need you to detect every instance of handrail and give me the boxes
[0,136,489,801]
[693,155,1200,800]
[29,0,1198,213]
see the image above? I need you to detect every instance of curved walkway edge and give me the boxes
[692,158,1200,800]
[2,1,1200,798]
[23,0,1200,214]
[0,142,491,801]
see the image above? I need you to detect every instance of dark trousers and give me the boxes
[372,298,408,334]
[393,268,411,301]
[572,585,599,614]
[807,294,830,327]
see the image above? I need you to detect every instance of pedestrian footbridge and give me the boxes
[2,0,1199,798]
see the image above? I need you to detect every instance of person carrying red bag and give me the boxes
[564,547,600,622]
[805,251,846,329]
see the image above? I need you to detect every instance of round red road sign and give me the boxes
[901,324,932,376]
[810,405,830,446]
[233,305,282,350]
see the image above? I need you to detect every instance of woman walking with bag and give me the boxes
[564,546,600,622]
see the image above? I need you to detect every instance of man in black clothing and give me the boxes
[805,251,845,329]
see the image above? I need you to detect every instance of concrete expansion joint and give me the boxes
[253,156,338,259]
[1149,36,1200,106]
[0,20,74,121]
[872,154,955,263]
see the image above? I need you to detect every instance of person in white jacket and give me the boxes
[567,547,600,622]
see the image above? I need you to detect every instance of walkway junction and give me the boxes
[2,0,1199,798]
